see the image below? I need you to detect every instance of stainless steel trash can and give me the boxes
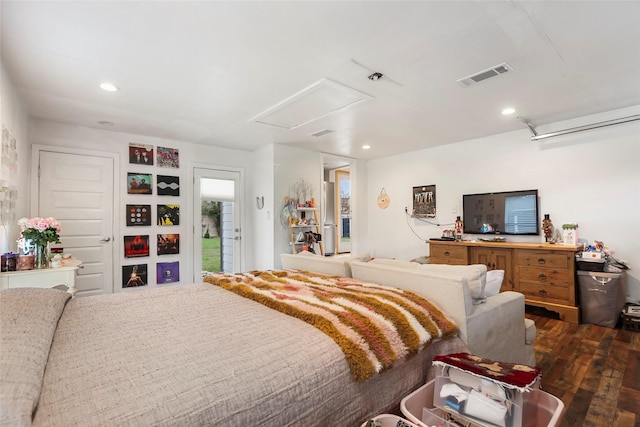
[578,271,627,328]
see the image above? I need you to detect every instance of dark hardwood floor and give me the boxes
[527,308,640,427]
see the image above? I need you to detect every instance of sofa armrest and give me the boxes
[465,291,529,364]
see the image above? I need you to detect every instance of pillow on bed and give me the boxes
[485,270,505,297]
[0,288,71,426]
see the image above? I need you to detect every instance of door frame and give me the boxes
[335,169,351,254]
[30,144,120,292]
[189,163,244,282]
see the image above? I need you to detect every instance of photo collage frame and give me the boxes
[125,143,181,286]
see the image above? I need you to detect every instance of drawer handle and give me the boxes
[538,289,547,296]
[538,274,547,281]
[537,258,546,264]
[444,251,450,256]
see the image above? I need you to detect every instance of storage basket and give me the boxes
[576,257,606,272]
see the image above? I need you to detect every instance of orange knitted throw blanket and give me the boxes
[204,269,457,382]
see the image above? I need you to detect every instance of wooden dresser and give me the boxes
[428,240,582,323]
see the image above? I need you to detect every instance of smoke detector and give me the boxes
[457,63,513,87]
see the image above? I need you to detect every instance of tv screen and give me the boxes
[462,189,539,235]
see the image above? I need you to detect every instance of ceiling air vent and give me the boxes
[310,129,334,137]
[457,63,513,87]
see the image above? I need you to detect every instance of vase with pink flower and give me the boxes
[17,217,62,269]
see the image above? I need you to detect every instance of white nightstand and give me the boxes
[0,258,81,296]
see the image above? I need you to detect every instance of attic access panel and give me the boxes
[249,78,373,130]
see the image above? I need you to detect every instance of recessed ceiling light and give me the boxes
[100,82,119,92]
[362,145,371,150]
[501,107,516,115]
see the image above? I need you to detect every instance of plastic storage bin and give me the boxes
[401,380,564,427]
[578,270,627,328]
[433,365,534,427]
[621,305,640,332]
[359,414,420,427]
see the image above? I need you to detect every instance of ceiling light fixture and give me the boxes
[362,144,371,150]
[100,82,119,92]
[502,107,516,115]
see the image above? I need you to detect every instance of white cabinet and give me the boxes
[0,258,81,296]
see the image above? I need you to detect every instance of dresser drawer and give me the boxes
[519,282,571,304]
[519,267,570,286]
[517,251,570,269]
[429,244,468,265]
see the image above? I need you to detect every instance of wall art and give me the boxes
[124,235,150,258]
[129,143,154,165]
[412,185,436,218]
[126,204,151,226]
[127,173,152,194]
[157,204,180,225]
[157,233,180,255]
[157,175,180,196]
[156,146,179,168]
[122,264,148,288]
[157,261,179,284]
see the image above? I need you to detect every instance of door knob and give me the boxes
[100,237,111,243]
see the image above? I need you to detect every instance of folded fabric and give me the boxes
[433,352,541,392]
[463,389,508,427]
[448,367,507,401]
[439,382,469,402]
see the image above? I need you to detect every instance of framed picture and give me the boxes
[122,264,148,288]
[157,261,179,284]
[157,204,180,225]
[157,233,180,255]
[412,185,436,218]
[126,204,151,226]
[129,143,154,165]
[124,235,150,258]
[157,175,180,196]
[127,173,152,194]
[156,146,179,168]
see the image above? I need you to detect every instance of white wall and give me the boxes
[250,144,275,270]
[365,106,640,302]
[28,119,259,287]
[273,145,324,266]
[0,63,30,253]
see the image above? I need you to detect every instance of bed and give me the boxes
[0,270,466,426]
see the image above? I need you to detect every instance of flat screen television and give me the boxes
[462,189,539,235]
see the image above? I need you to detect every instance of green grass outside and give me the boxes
[202,236,221,273]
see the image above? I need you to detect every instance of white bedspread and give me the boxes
[1,284,466,426]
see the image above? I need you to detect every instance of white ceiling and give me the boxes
[2,1,640,160]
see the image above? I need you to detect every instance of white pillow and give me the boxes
[485,270,505,297]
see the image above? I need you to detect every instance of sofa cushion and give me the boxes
[416,264,487,304]
[485,270,505,297]
[280,252,370,277]
[368,258,420,270]
[524,318,537,345]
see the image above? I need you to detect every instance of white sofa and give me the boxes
[280,253,536,366]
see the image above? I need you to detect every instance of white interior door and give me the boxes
[193,167,242,280]
[37,149,115,296]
